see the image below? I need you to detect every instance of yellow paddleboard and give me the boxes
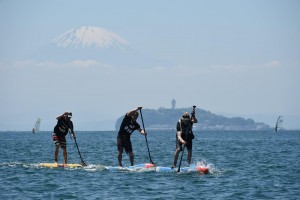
[38,163,82,168]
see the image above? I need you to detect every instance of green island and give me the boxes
[115,107,271,131]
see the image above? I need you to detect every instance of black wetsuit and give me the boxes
[117,114,140,153]
[176,120,194,150]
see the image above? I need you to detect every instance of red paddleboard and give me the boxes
[128,163,155,169]
[155,165,209,174]
[196,166,209,174]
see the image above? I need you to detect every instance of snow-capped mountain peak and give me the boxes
[52,26,128,49]
[32,25,171,68]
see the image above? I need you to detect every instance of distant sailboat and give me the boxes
[32,118,41,133]
[274,116,283,132]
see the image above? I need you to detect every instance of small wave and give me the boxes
[82,164,106,172]
[104,165,156,173]
[0,162,35,168]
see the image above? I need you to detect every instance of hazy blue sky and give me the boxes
[1,0,299,130]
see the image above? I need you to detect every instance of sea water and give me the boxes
[0,130,299,199]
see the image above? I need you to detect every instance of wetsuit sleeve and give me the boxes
[135,122,140,130]
[176,122,181,132]
[69,121,74,131]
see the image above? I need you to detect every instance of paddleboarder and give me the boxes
[172,109,198,168]
[52,112,75,166]
[117,107,147,167]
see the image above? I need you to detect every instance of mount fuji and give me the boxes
[52,26,128,50]
[33,26,170,68]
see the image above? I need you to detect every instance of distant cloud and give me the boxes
[264,60,281,68]
[71,60,99,68]
[210,64,241,70]
[209,60,282,71]
[13,59,37,67]
[7,59,113,69]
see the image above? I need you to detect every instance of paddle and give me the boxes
[139,109,155,165]
[177,143,186,172]
[177,106,196,172]
[72,133,87,166]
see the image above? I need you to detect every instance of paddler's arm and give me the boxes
[69,128,76,139]
[177,131,186,144]
[127,106,142,117]
[69,121,76,139]
[138,128,147,136]
[191,107,198,123]
[191,116,198,123]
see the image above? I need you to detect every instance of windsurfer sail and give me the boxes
[32,118,41,133]
[275,116,283,132]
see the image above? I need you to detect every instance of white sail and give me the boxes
[275,116,283,132]
[32,118,41,133]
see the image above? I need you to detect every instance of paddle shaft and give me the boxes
[139,109,154,165]
[73,134,87,166]
[177,143,186,172]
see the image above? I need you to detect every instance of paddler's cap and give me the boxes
[67,112,72,118]
[181,112,190,120]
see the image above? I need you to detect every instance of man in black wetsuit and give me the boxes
[117,107,147,167]
[52,112,75,166]
[172,111,198,168]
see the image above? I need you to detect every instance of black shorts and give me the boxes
[117,136,132,154]
[176,138,192,151]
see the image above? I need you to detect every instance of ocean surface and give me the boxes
[1,130,299,200]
